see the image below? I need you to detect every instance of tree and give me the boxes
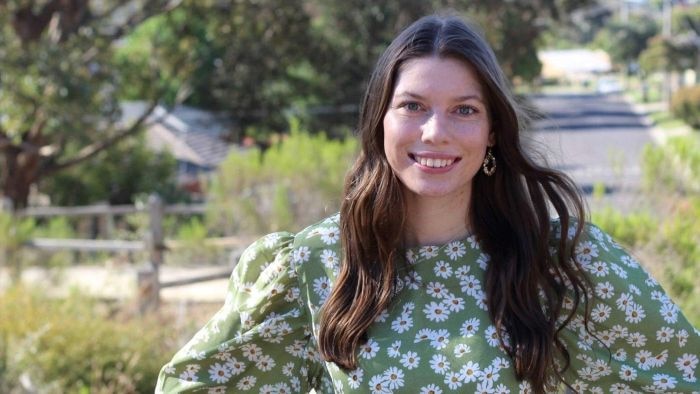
[40,135,181,206]
[0,0,187,210]
[593,16,659,71]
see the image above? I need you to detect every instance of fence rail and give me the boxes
[15,202,206,217]
[5,194,245,313]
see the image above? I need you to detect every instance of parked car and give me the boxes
[596,76,624,94]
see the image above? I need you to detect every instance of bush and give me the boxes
[590,207,657,248]
[643,135,700,193]
[206,120,357,235]
[670,85,700,129]
[0,286,180,393]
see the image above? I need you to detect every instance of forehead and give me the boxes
[392,56,484,95]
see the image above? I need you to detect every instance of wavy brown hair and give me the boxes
[318,14,591,392]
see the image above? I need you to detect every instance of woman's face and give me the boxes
[383,56,493,205]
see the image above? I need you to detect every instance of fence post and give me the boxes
[139,194,164,313]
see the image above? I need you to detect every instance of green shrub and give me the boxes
[642,135,700,193]
[207,120,358,235]
[0,212,36,281]
[0,286,179,393]
[590,207,657,248]
[670,85,700,129]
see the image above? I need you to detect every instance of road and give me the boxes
[528,92,655,211]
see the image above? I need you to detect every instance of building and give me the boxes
[120,102,237,199]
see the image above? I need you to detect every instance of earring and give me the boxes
[482,147,496,176]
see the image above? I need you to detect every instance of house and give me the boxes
[120,102,238,199]
[538,49,613,84]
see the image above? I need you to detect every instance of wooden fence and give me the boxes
[11,194,251,313]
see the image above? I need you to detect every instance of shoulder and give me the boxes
[548,217,618,250]
[293,213,341,246]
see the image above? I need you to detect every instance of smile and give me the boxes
[410,154,460,168]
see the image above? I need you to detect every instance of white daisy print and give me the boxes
[430,329,450,350]
[619,365,637,381]
[446,241,466,260]
[388,341,401,358]
[235,375,256,391]
[359,339,380,359]
[625,303,645,324]
[460,318,480,337]
[444,371,463,389]
[592,303,612,323]
[594,281,614,299]
[420,384,443,394]
[460,275,481,296]
[455,265,471,280]
[424,301,450,322]
[208,363,231,384]
[348,368,363,389]
[400,351,420,370]
[426,281,448,298]
[318,226,340,245]
[419,245,439,259]
[460,361,481,383]
[383,366,405,390]
[320,249,339,270]
[485,325,500,347]
[391,313,413,334]
[434,260,453,278]
[368,374,390,394]
[454,343,471,358]
[652,373,677,389]
[429,354,451,375]
[444,294,465,312]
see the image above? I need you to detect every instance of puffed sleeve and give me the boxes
[557,222,700,393]
[155,232,325,393]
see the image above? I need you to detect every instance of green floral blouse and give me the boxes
[156,214,700,393]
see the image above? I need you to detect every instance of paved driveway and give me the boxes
[527,93,654,211]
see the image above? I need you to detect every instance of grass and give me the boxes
[649,110,687,129]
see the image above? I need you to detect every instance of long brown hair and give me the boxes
[318,14,590,392]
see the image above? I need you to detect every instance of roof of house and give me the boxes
[120,102,235,168]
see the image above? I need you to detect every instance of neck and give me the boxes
[403,191,471,247]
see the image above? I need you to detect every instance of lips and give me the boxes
[409,153,460,168]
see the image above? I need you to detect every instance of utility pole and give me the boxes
[663,0,673,108]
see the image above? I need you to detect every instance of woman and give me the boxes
[157,15,699,393]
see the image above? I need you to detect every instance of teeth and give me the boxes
[415,156,454,168]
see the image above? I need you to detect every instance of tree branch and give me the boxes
[94,0,184,41]
[44,100,161,175]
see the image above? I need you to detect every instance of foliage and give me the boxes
[590,207,657,248]
[0,286,179,393]
[639,35,695,75]
[0,212,36,281]
[643,135,700,192]
[592,16,658,70]
[0,1,191,209]
[169,217,223,266]
[40,135,183,206]
[206,120,357,235]
[592,134,700,326]
[670,86,700,131]
[120,0,316,138]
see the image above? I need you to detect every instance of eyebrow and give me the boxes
[392,91,484,103]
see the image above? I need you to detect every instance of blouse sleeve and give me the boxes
[155,232,325,393]
[558,223,700,393]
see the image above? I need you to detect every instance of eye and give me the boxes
[456,105,476,116]
[404,102,422,112]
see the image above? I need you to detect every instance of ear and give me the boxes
[488,130,496,147]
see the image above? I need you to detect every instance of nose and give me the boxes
[420,112,449,144]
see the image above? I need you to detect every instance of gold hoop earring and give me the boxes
[482,148,496,176]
